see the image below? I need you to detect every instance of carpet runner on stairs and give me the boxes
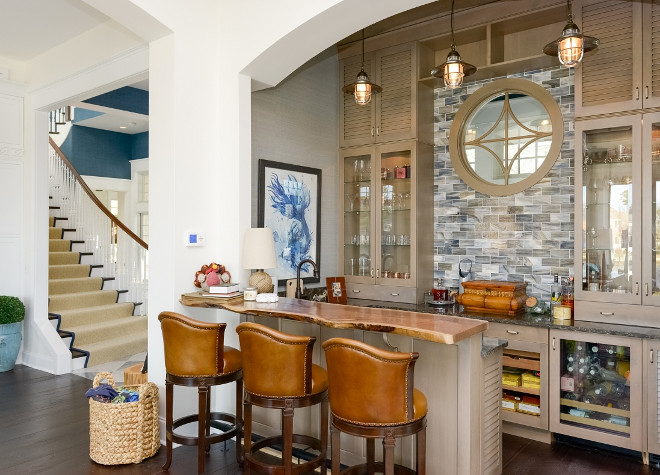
[49,216,147,368]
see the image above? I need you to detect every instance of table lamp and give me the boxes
[242,227,277,293]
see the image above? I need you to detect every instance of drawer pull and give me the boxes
[646,283,649,297]
[600,312,614,316]
[506,330,519,335]
[651,349,655,365]
[552,337,556,351]
[352,289,361,293]
[390,293,399,296]
[636,87,640,100]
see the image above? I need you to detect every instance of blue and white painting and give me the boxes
[261,162,320,285]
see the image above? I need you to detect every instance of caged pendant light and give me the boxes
[543,0,599,68]
[342,29,382,105]
[431,0,476,88]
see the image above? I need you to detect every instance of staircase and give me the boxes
[48,214,148,368]
[48,136,149,370]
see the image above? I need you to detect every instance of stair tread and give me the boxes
[53,301,135,317]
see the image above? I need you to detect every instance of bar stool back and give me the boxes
[236,321,328,474]
[159,311,243,474]
[322,338,427,475]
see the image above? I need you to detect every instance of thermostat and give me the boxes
[185,231,206,247]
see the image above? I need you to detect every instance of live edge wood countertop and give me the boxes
[180,293,488,345]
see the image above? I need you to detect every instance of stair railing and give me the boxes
[48,137,148,314]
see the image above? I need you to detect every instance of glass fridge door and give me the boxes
[556,336,636,439]
[378,149,412,283]
[343,152,373,280]
[581,125,636,297]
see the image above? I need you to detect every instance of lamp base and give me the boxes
[249,270,274,294]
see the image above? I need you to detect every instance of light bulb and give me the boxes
[444,62,464,88]
[559,34,583,67]
[354,82,372,105]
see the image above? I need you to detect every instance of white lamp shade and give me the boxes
[242,228,277,270]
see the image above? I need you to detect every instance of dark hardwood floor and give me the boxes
[1,364,658,474]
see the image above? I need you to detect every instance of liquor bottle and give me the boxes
[594,381,625,398]
[551,275,562,312]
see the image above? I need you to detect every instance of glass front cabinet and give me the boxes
[549,329,643,451]
[339,140,433,303]
[574,113,660,326]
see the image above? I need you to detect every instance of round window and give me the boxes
[449,78,564,196]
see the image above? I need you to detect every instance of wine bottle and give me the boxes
[551,275,562,312]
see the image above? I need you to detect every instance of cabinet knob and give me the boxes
[600,312,614,316]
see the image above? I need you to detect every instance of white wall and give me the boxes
[251,48,340,289]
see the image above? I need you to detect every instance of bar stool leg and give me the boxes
[198,385,209,474]
[331,425,341,474]
[366,438,376,474]
[417,425,427,475]
[235,379,243,465]
[163,381,173,470]
[383,432,395,475]
[244,399,252,475]
[282,402,294,474]
[320,398,329,475]
[205,386,212,452]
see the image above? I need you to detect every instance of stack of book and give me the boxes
[204,283,241,298]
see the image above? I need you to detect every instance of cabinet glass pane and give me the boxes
[380,150,411,280]
[582,126,633,294]
[652,123,660,296]
[558,338,631,437]
[344,154,371,276]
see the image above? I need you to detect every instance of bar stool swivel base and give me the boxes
[243,391,329,475]
[331,416,426,475]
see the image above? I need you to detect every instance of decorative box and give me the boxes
[457,280,528,316]
[521,372,541,389]
[502,372,522,387]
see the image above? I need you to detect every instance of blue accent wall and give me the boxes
[132,132,149,159]
[60,126,138,179]
[83,86,148,115]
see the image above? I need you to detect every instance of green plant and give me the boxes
[0,296,25,324]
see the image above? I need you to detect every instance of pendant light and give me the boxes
[543,0,599,68]
[342,29,382,105]
[431,0,476,88]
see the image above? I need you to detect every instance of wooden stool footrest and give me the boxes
[245,434,326,473]
[171,412,239,446]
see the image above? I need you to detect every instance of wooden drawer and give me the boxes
[574,300,660,327]
[346,282,417,303]
[485,321,548,344]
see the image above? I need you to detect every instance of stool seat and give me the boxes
[237,321,328,475]
[322,338,427,475]
[159,311,243,474]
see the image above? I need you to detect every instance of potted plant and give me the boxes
[0,296,25,372]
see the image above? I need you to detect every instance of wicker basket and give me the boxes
[89,371,160,465]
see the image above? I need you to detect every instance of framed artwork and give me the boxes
[258,159,322,286]
[326,277,347,304]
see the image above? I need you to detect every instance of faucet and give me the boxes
[295,259,319,299]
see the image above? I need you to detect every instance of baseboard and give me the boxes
[20,349,71,375]
[502,421,552,444]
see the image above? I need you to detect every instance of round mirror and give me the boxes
[449,78,564,196]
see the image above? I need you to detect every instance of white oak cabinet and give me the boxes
[574,112,660,326]
[575,0,660,116]
[485,323,549,438]
[339,140,433,303]
[339,42,433,148]
[549,329,643,451]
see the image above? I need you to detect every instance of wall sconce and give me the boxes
[431,0,476,88]
[342,29,382,105]
[543,0,599,68]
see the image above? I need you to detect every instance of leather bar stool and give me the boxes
[322,338,427,475]
[236,321,329,474]
[159,311,243,474]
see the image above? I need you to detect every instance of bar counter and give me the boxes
[181,291,500,474]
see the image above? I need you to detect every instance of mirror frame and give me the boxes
[449,78,564,196]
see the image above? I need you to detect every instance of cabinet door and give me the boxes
[575,0,643,116]
[642,112,660,307]
[374,43,416,144]
[549,330,643,451]
[574,116,642,308]
[375,142,416,288]
[340,146,376,284]
[641,1,660,109]
[340,55,376,147]
[645,339,660,456]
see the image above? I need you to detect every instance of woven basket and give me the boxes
[89,371,160,465]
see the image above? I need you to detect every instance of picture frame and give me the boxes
[258,159,322,287]
[325,277,347,304]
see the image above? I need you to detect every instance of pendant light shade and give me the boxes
[342,29,382,105]
[543,0,599,67]
[430,0,476,88]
